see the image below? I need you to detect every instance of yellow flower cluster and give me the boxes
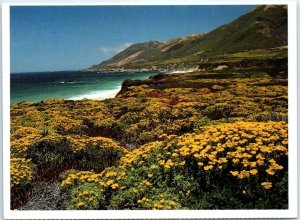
[150,193,179,210]
[176,122,287,177]
[10,157,34,187]
[11,127,41,154]
[98,168,127,190]
[116,121,287,193]
[152,199,178,210]
[61,167,126,190]
[50,115,84,133]
[137,196,150,204]
[61,171,100,187]
[74,190,99,208]
[67,135,127,153]
[120,142,161,166]
[136,193,180,210]
[125,85,153,97]
[158,159,174,169]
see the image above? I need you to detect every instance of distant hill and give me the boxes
[89,5,287,71]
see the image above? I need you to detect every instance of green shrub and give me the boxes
[203,103,235,120]
[68,183,105,210]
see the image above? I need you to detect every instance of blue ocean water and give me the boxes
[10,71,157,104]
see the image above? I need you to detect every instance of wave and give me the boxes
[68,86,122,101]
[59,80,75,84]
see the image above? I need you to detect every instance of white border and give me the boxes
[2,1,298,219]
[1,0,298,5]
[2,2,11,217]
[287,0,298,217]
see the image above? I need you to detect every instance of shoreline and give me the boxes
[11,71,158,104]
[67,86,122,101]
[11,88,121,105]
[11,69,200,105]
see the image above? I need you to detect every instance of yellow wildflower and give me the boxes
[261,182,272,189]
[77,202,85,208]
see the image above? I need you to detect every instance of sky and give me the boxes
[10,5,255,73]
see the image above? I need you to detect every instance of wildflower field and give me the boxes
[10,53,288,210]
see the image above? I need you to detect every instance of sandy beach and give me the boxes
[68,86,122,101]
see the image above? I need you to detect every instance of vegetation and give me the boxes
[89,5,287,71]
[10,57,288,209]
[10,4,289,211]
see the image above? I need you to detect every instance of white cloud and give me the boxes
[98,43,133,55]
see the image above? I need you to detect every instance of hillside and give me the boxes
[89,5,287,71]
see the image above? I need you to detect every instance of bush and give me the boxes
[203,103,235,120]
[68,183,105,210]
[60,121,288,209]
[11,157,35,188]
[249,111,288,122]
[26,134,127,181]
[19,182,70,210]
[10,157,36,209]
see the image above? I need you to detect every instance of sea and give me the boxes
[10,71,158,104]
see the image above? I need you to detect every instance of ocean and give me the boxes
[10,71,158,104]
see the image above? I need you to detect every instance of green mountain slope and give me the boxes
[89,5,287,71]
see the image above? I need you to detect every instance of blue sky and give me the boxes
[10,5,255,73]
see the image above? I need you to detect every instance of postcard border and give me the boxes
[2,0,298,219]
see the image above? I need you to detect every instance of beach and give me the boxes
[68,85,122,101]
[10,71,157,104]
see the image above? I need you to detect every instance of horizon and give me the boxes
[10,69,80,74]
[11,5,255,73]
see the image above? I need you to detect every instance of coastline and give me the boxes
[69,69,199,101]
[11,69,200,104]
[68,86,122,101]
[10,71,158,104]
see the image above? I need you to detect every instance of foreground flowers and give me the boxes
[61,121,288,210]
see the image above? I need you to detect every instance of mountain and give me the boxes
[89,5,287,71]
